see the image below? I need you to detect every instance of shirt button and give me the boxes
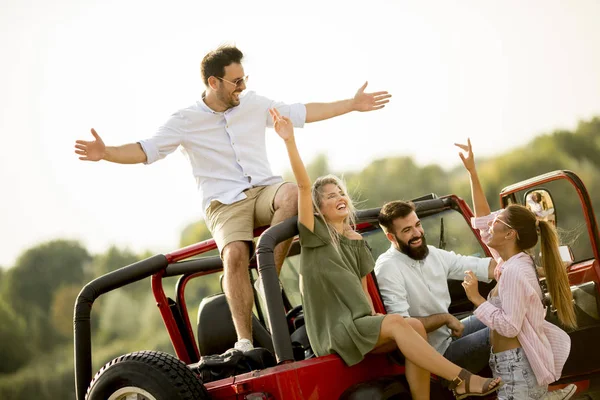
[226,125,229,128]
[231,141,235,145]
[237,159,240,162]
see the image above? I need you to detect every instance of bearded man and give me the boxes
[375,200,496,374]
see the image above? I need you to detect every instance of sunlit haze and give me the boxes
[1,0,599,267]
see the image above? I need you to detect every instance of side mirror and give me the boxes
[524,189,557,227]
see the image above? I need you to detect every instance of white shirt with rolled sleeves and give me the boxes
[138,91,306,214]
[374,245,492,354]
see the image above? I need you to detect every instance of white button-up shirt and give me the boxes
[374,245,491,354]
[139,91,306,213]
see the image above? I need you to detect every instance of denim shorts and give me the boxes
[490,347,547,399]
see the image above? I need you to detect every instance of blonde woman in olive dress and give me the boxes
[270,108,501,399]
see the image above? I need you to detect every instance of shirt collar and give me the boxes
[197,93,219,114]
[198,91,248,114]
[197,92,231,114]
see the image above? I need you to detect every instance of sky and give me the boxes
[1,0,600,268]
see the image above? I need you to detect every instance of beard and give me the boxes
[216,87,241,109]
[395,233,429,261]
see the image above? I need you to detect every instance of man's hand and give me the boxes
[462,270,486,307]
[269,108,294,141]
[446,315,465,338]
[454,138,476,173]
[352,81,391,112]
[75,128,106,161]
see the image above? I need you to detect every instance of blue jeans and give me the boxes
[490,347,547,399]
[443,315,491,374]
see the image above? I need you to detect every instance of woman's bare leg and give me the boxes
[374,318,431,399]
[404,318,431,400]
[372,314,500,396]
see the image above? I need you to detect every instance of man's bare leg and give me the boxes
[271,183,299,274]
[222,241,253,342]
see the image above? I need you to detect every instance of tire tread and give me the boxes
[86,350,208,400]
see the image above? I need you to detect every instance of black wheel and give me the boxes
[86,350,209,400]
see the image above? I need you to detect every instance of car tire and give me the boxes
[86,350,209,400]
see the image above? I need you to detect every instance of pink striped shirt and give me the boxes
[471,211,571,386]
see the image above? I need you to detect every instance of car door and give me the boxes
[499,170,600,384]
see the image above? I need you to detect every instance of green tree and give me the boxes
[89,246,151,302]
[90,245,139,278]
[1,240,90,350]
[347,156,451,208]
[51,285,82,339]
[2,240,89,315]
[283,152,331,182]
[0,298,31,373]
[179,220,212,248]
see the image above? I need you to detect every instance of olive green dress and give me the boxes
[298,216,385,366]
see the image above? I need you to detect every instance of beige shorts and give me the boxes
[205,182,289,254]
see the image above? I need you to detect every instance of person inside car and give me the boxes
[374,200,497,377]
[271,107,502,400]
[457,139,577,400]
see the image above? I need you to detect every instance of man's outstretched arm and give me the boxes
[414,313,464,337]
[75,128,147,164]
[304,81,391,123]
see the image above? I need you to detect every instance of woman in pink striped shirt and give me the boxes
[456,139,577,399]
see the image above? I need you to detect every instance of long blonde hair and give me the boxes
[505,205,577,329]
[311,174,357,248]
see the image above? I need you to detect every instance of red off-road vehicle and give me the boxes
[74,170,600,399]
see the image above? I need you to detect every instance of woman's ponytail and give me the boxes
[539,220,577,330]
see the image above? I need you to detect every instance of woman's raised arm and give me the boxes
[455,139,491,217]
[270,108,315,232]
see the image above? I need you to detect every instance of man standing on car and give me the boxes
[74,45,391,353]
[375,200,496,374]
